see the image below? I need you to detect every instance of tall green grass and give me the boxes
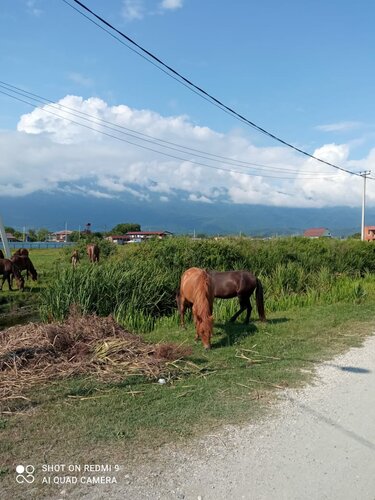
[40,237,373,331]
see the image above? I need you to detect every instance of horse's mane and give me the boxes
[193,270,213,321]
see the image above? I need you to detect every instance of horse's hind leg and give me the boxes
[243,296,252,324]
[230,295,251,323]
[6,273,13,291]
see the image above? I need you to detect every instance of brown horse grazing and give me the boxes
[10,255,38,281]
[13,248,29,257]
[177,267,214,350]
[209,270,266,324]
[0,259,24,291]
[87,244,100,263]
[71,249,80,268]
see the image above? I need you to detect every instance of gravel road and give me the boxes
[75,335,375,500]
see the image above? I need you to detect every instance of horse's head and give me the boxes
[27,259,38,281]
[196,314,213,350]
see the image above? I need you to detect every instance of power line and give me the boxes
[0,81,340,180]
[62,0,361,178]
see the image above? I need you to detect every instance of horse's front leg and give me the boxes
[179,298,187,329]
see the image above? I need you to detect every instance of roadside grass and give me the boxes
[1,292,375,497]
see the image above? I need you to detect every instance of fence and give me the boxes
[6,242,74,250]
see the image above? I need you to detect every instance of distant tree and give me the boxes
[68,231,83,242]
[348,232,361,239]
[36,228,49,241]
[28,229,38,242]
[110,223,141,235]
[4,226,15,234]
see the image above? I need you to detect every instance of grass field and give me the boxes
[1,244,375,497]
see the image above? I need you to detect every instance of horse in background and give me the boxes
[0,259,24,291]
[71,249,80,268]
[87,244,100,263]
[209,270,266,324]
[0,249,4,259]
[177,267,214,350]
[10,255,38,282]
[13,248,29,257]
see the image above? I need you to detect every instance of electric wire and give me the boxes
[62,0,361,178]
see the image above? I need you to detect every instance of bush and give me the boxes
[41,237,374,331]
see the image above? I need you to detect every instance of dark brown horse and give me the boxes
[0,249,4,259]
[10,255,38,281]
[0,258,24,291]
[177,267,214,349]
[209,270,266,324]
[13,248,29,257]
[87,244,100,263]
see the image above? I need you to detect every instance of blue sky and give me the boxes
[1,0,375,211]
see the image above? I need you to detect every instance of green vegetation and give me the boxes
[40,237,375,331]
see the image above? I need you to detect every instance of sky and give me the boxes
[1,0,375,217]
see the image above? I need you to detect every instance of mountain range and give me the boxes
[0,191,369,237]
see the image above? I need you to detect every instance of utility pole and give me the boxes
[360,171,371,241]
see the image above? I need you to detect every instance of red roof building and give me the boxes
[126,231,173,240]
[364,226,375,241]
[303,228,332,238]
[106,231,173,244]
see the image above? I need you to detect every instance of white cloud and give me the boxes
[68,72,94,87]
[188,194,213,203]
[316,121,363,132]
[2,95,371,209]
[122,0,145,21]
[160,0,183,10]
[26,0,42,17]
[122,0,183,21]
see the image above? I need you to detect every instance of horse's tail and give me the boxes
[255,278,266,321]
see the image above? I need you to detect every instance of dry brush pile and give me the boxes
[0,309,192,401]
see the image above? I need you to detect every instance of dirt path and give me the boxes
[75,335,375,500]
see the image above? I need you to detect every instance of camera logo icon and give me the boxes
[16,465,35,484]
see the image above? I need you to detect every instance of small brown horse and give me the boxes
[177,267,214,349]
[0,258,24,291]
[209,270,266,324]
[87,244,100,263]
[10,255,38,281]
[71,249,80,268]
